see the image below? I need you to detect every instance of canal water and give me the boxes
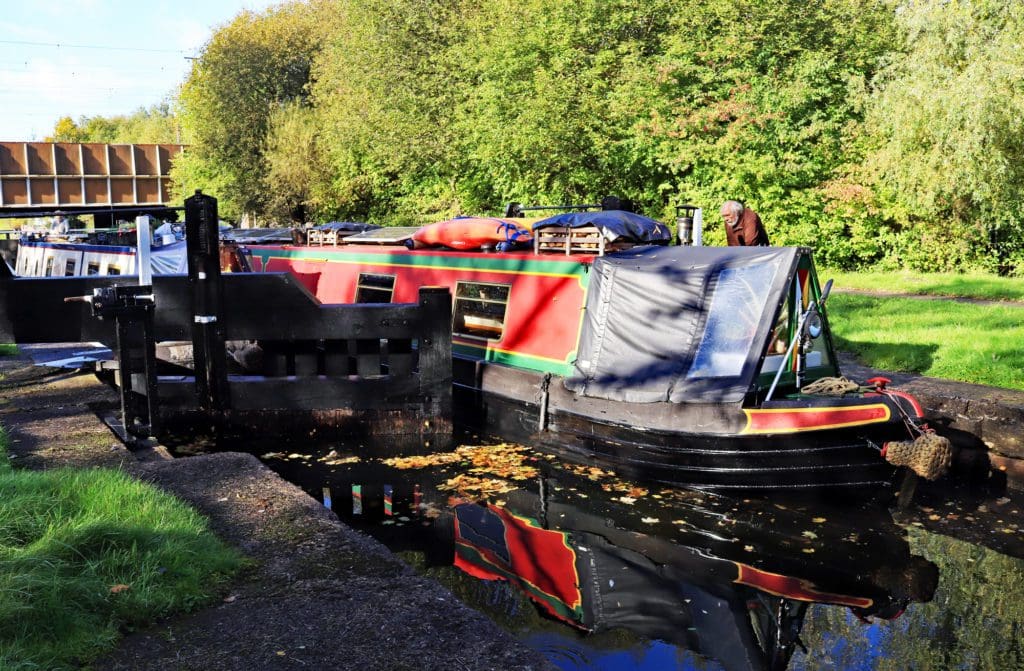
[170,434,1024,671]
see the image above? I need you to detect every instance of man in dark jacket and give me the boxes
[720,200,770,246]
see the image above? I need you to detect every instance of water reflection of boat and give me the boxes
[242,207,949,491]
[433,484,937,671]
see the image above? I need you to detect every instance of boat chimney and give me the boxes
[675,204,697,246]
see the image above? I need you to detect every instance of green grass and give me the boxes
[0,344,17,357]
[827,293,1024,390]
[0,431,245,670]
[820,268,1024,303]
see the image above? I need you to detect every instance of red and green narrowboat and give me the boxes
[239,209,946,492]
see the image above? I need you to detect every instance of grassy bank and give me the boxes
[827,293,1024,391]
[821,268,1024,303]
[0,432,244,670]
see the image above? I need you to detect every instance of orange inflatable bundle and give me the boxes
[410,217,534,251]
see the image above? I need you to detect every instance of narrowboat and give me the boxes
[237,209,950,491]
[15,223,188,278]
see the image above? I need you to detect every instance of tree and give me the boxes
[311,0,471,223]
[638,0,897,262]
[44,105,179,144]
[263,101,325,223]
[856,0,1024,274]
[173,1,331,220]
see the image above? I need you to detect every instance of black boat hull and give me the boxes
[454,359,903,492]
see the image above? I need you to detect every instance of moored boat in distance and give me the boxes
[14,221,188,278]
[236,204,951,492]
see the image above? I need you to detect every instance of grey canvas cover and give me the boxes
[565,245,800,404]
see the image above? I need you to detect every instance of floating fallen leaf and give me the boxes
[440,473,516,498]
[109,584,131,594]
[802,530,818,540]
[223,595,237,603]
[260,452,284,459]
[812,517,826,524]
[996,497,1011,505]
[619,496,637,505]
[641,517,659,524]
[322,453,361,466]
[276,651,286,657]
[977,505,989,513]
[928,514,941,521]
[802,548,815,554]
[744,545,755,552]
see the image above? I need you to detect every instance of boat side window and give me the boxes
[106,264,121,276]
[453,281,511,340]
[355,273,396,303]
[44,257,55,277]
[687,261,778,379]
[64,259,77,276]
[87,261,101,276]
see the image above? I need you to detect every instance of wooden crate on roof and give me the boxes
[308,229,343,246]
[533,225,636,255]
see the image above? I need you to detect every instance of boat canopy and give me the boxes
[532,210,672,244]
[566,245,804,404]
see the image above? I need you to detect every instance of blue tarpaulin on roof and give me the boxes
[531,210,672,243]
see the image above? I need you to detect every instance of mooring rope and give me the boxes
[800,376,861,396]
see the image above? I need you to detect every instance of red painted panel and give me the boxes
[263,254,586,364]
[735,563,873,607]
[745,404,890,433]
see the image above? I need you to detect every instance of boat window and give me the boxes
[44,257,55,277]
[453,281,511,340]
[64,259,77,276]
[87,261,101,276]
[106,264,121,276]
[355,273,396,303]
[686,261,779,379]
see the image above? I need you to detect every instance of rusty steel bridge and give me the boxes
[0,141,185,225]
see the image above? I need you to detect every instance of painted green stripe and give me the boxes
[453,343,575,376]
[249,246,591,278]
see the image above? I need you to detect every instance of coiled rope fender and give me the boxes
[882,431,953,481]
